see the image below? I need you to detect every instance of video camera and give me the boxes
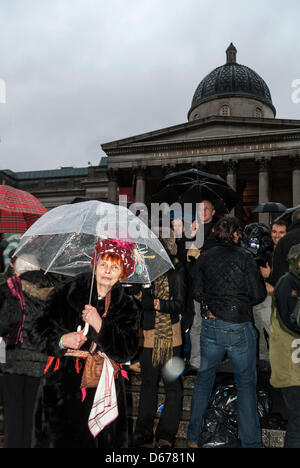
[240,223,274,267]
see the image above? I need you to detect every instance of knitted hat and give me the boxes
[92,239,136,278]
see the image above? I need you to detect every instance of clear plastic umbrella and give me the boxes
[15,200,174,336]
[15,200,173,284]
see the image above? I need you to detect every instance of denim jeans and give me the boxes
[187,319,262,448]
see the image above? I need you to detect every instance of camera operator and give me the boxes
[240,223,275,368]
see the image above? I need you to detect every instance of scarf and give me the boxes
[152,273,173,367]
[7,276,26,345]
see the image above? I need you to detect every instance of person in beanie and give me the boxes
[0,255,58,448]
[269,243,300,448]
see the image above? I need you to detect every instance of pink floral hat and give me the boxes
[92,239,136,278]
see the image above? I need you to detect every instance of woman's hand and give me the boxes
[82,305,102,333]
[61,330,87,350]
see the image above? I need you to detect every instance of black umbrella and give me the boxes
[252,202,287,214]
[273,205,300,225]
[152,169,240,214]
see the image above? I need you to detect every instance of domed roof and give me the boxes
[188,44,275,118]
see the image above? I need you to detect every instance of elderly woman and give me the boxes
[30,239,141,448]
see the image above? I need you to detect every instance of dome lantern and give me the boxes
[188,44,276,121]
[226,43,237,65]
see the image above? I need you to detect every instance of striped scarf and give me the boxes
[152,273,173,367]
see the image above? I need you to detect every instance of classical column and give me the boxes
[225,160,238,215]
[107,169,118,202]
[226,160,237,191]
[292,155,300,207]
[257,158,270,225]
[135,169,146,204]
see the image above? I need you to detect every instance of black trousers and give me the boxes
[281,386,300,448]
[2,373,41,448]
[135,346,183,444]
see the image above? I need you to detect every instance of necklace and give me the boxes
[97,296,103,301]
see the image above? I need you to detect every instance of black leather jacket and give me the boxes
[193,240,267,324]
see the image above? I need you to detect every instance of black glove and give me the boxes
[141,289,155,310]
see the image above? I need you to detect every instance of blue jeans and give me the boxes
[187,319,262,448]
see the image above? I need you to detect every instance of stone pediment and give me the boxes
[102,116,300,156]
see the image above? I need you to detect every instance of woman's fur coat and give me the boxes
[30,273,141,448]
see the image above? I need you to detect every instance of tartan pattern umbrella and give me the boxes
[0,185,47,234]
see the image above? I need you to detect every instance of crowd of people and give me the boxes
[0,202,299,449]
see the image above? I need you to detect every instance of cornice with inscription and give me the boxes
[104,128,300,157]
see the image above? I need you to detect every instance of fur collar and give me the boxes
[66,273,127,313]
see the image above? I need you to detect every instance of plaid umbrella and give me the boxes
[0,185,47,234]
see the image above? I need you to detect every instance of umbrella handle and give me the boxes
[77,324,89,336]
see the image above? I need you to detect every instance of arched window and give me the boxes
[255,107,263,118]
[220,105,230,117]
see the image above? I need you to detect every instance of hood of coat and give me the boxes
[20,270,58,289]
[17,270,58,301]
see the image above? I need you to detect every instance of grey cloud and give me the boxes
[0,0,300,171]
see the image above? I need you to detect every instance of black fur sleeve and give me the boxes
[29,280,74,357]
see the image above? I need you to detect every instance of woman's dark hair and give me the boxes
[213,216,242,241]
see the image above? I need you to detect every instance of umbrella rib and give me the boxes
[77,201,97,235]
[44,232,77,274]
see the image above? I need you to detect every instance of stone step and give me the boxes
[127,388,192,413]
[128,413,285,448]
[127,372,196,390]
[125,370,287,449]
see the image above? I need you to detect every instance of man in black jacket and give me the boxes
[268,208,300,287]
[187,216,266,449]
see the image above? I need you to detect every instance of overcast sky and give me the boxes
[0,0,300,173]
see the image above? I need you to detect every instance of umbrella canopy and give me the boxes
[15,200,173,284]
[252,202,287,214]
[0,185,47,234]
[152,169,240,214]
[273,205,300,225]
